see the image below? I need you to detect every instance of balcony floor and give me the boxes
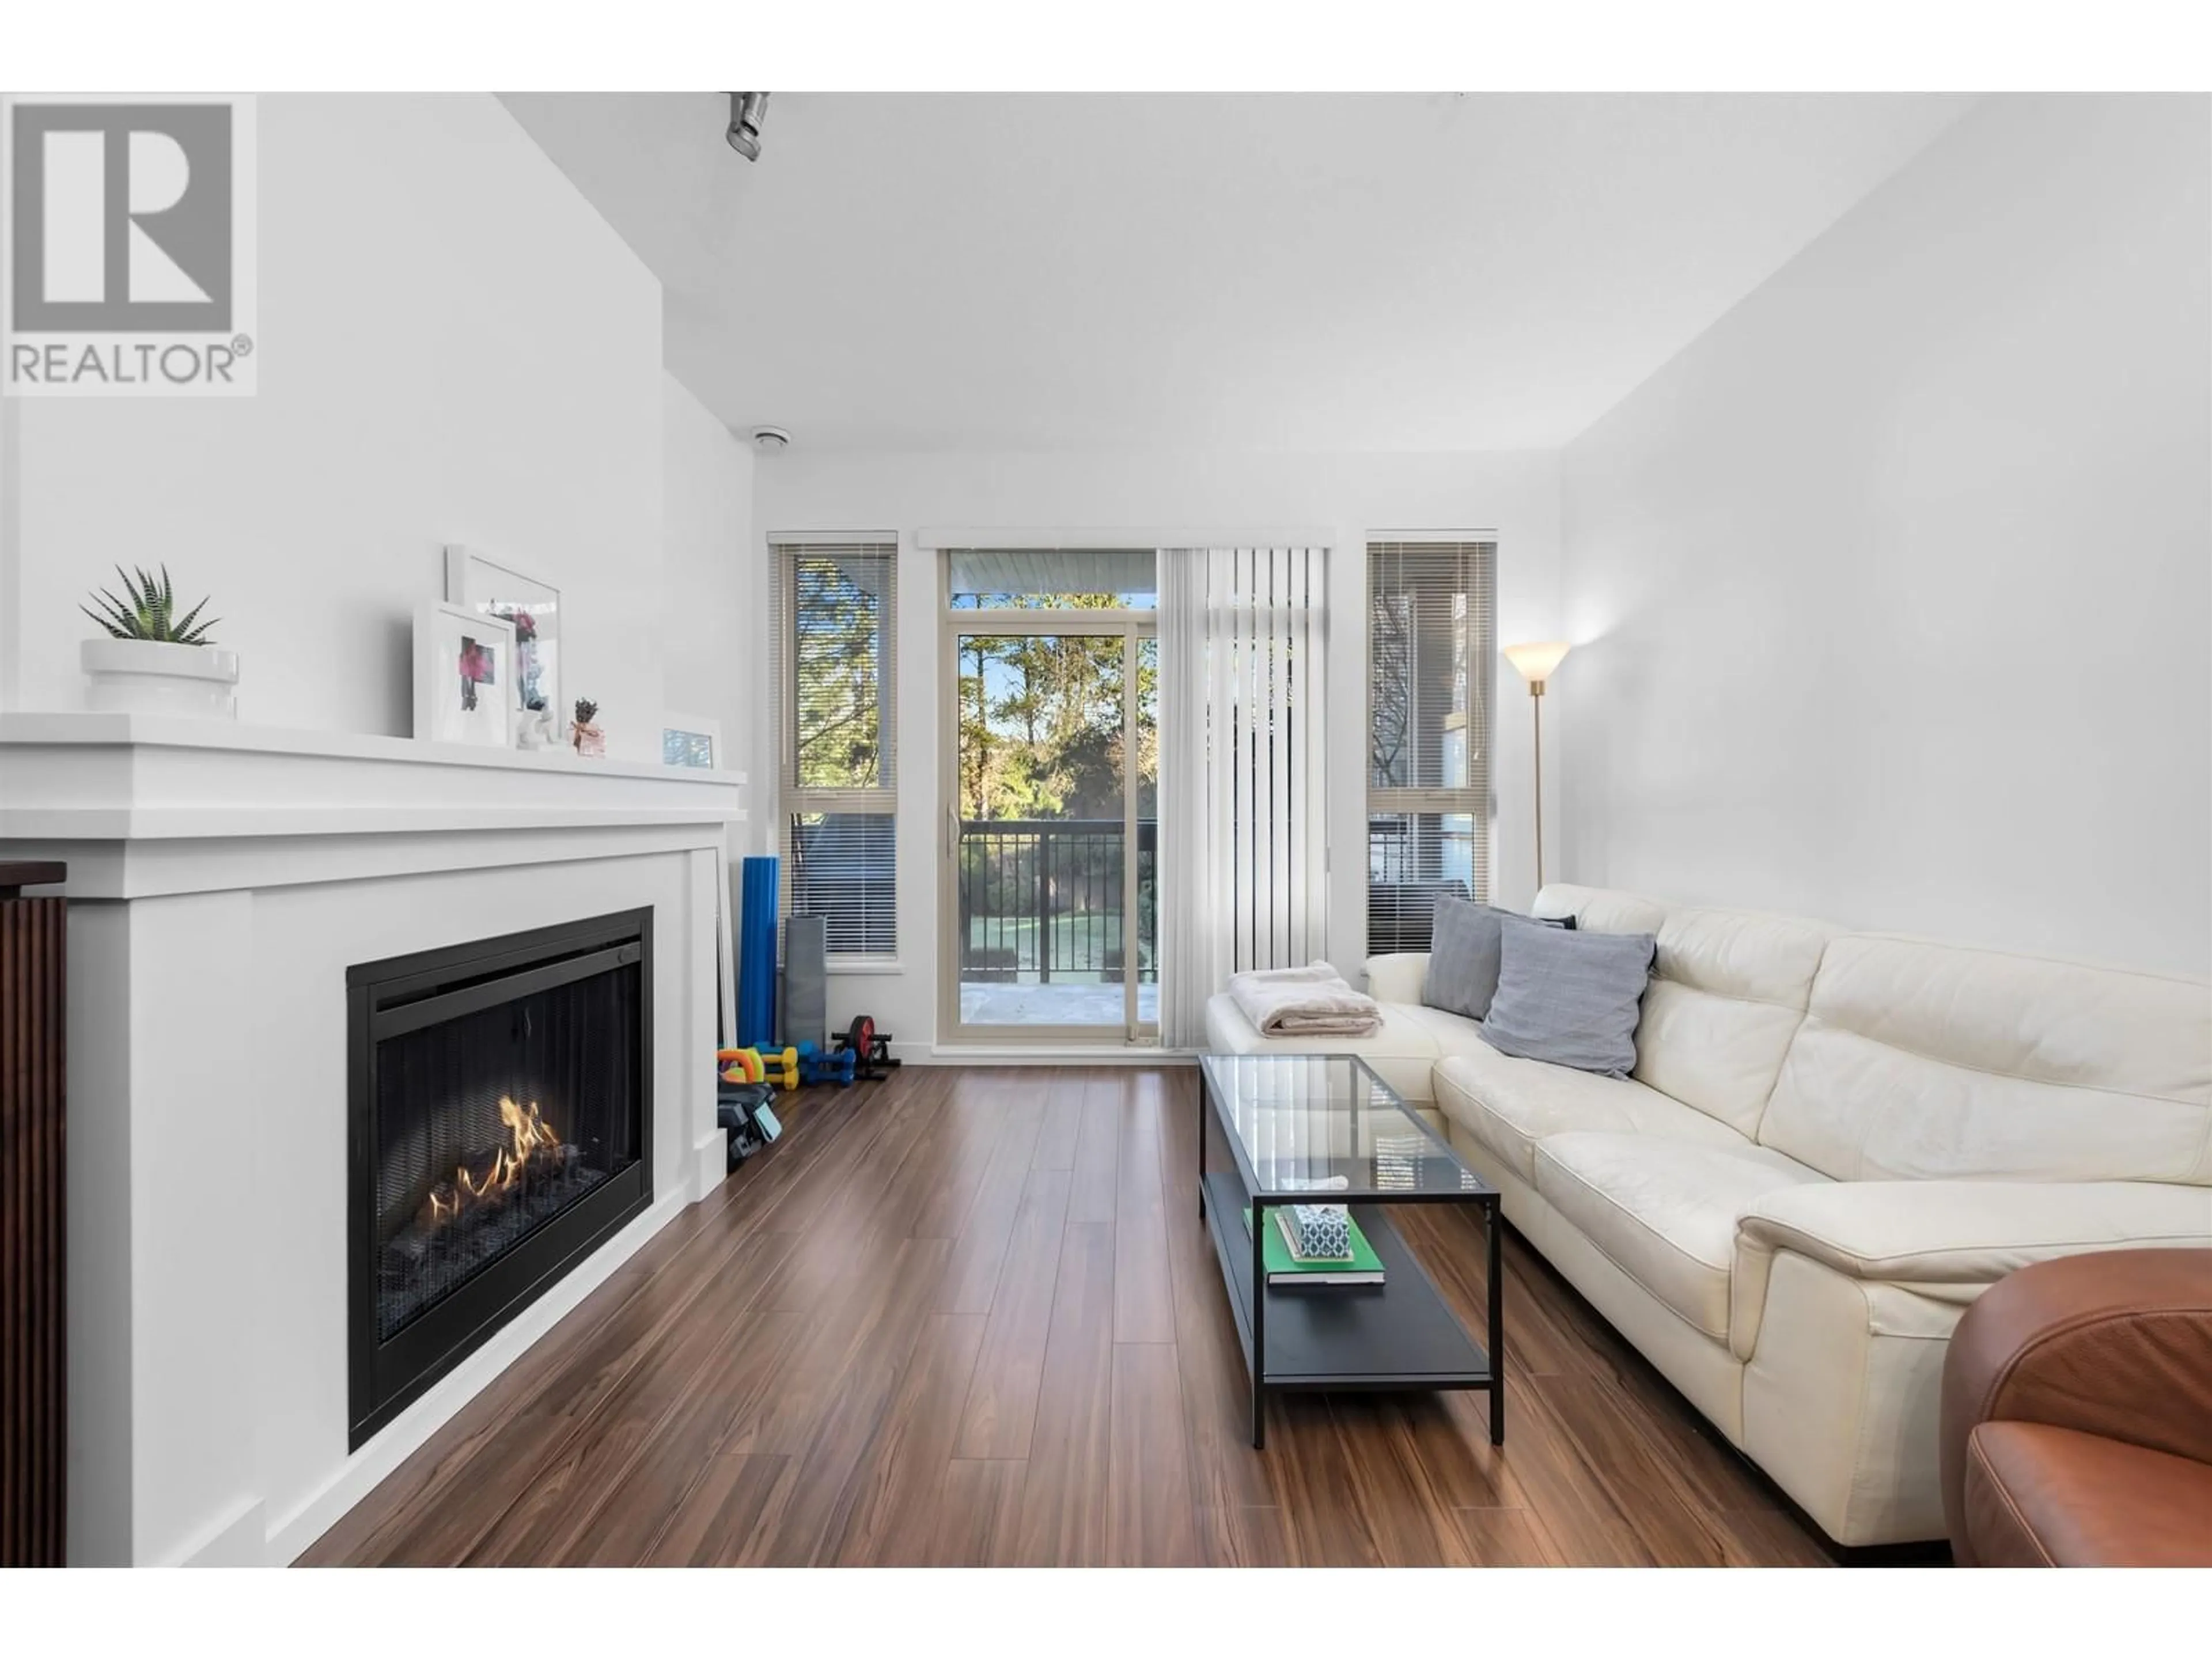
[959,980,1160,1029]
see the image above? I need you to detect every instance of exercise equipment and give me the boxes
[836,1014,902,1082]
[717,1080,783,1169]
[736,857,779,1048]
[783,913,828,1052]
[796,1040,855,1087]
[718,1044,797,1092]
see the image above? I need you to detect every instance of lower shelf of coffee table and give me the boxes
[1199,1171,1493,1391]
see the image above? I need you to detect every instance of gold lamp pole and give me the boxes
[1502,642,1571,893]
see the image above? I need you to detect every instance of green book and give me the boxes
[1241,1207,1385,1286]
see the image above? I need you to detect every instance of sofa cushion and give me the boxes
[1482,915,1657,1076]
[1633,907,1838,1138]
[1759,934,2212,1184]
[1202,989,1441,1107]
[1537,885,1837,1139]
[1533,1132,1830,1341]
[1433,1040,1755,1186]
[1536,882,1668,936]
[1395,1001,1498,1064]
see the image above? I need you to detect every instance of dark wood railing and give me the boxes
[957,819,1157,984]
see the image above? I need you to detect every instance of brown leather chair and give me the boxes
[1941,1248,2212,1566]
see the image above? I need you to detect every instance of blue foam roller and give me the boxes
[737,855,779,1049]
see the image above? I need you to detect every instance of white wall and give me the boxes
[753,448,1565,1050]
[3,95,669,760]
[661,372,762,824]
[1557,93,2212,975]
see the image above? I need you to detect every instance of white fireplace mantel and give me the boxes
[0,713,747,1567]
[0,712,749,893]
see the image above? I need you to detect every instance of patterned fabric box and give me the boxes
[1288,1203,1351,1260]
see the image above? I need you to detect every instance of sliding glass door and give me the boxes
[941,554,1157,1043]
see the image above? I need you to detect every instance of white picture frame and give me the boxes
[661,713,722,770]
[444,545,560,744]
[412,601,517,748]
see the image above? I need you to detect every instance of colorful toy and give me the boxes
[795,1040,856,1087]
[718,1044,797,1092]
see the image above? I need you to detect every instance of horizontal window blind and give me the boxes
[1367,540,1495,953]
[771,539,898,959]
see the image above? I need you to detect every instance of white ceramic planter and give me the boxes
[81,638,241,718]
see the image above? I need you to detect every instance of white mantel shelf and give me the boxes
[0,712,748,899]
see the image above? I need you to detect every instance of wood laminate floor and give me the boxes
[301,1066,1834,1567]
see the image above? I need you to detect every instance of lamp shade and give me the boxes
[1502,641,1571,685]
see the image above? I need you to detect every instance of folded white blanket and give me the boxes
[1228,961,1381,1038]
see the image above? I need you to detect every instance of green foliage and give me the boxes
[955,596,1156,824]
[81,565,219,645]
[793,554,891,790]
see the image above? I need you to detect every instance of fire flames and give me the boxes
[425,1095,565,1228]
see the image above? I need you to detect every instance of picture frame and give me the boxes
[444,545,560,744]
[661,713,722,770]
[412,601,517,748]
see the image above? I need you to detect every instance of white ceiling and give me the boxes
[503,92,1973,453]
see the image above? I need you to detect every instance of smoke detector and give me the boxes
[751,425,791,453]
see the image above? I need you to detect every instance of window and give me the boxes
[1367,539,1495,953]
[946,548,1158,610]
[772,539,898,958]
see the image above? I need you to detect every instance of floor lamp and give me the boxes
[1502,642,1571,892]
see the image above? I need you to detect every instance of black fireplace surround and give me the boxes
[347,909,653,1447]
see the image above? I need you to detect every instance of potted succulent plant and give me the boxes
[79,566,240,718]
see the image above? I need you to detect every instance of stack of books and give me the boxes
[1241,1203,1385,1287]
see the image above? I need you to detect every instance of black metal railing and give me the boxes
[958,818,1157,984]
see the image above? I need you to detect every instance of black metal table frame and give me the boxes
[1198,1055,1505,1451]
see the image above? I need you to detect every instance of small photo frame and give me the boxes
[445,546,560,741]
[414,601,517,748]
[662,713,722,770]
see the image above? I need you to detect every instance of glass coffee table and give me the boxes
[1198,1052,1503,1449]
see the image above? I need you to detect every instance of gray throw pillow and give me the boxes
[1421,901,1576,1021]
[1422,898,1505,1020]
[1481,912,1656,1077]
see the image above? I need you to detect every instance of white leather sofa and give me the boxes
[1203,884,2212,1547]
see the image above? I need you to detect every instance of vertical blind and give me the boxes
[1157,546,1329,1048]
[1366,540,1496,954]
[770,539,899,957]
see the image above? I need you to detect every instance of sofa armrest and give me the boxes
[1939,1249,2212,1563]
[1363,952,1429,1005]
[1728,1180,2212,1361]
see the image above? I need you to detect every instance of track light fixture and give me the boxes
[726,92,770,161]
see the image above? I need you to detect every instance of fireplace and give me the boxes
[347,909,653,1447]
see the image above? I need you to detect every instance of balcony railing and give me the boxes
[958,817,1157,984]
